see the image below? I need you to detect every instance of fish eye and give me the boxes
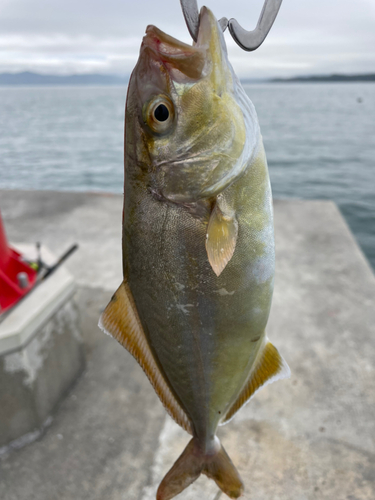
[143,95,175,134]
[154,104,169,122]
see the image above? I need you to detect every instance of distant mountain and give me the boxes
[271,73,375,83]
[240,78,267,84]
[0,71,128,86]
[2,71,374,86]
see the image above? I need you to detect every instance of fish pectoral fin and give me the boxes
[206,196,238,277]
[221,337,291,425]
[99,281,193,435]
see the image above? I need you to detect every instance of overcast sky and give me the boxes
[1,0,374,78]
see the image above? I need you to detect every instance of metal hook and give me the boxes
[228,0,283,51]
[179,0,283,51]
[180,0,228,42]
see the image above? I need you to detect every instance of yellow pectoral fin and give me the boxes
[206,196,238,277]
[99,281,193,434]
[221,338,291,425]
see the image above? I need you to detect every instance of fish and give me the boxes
[99,6,290,499]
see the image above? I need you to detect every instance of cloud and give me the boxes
[0,0,374,77]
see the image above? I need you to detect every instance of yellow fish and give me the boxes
[99,7,290,499]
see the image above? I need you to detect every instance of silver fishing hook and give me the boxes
[179,0,283,51]
[228,0,283,51]
[179,0,228,42]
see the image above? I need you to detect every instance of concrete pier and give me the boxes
[0,190,374,500]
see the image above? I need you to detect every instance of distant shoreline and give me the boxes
[0,71,128,86]
[269,73,375,83]
[0,71,374,86]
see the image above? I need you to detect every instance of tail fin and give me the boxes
[157,437,244,500]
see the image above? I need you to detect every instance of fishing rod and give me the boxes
[39,243,78,281]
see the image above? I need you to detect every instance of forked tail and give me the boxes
[157,437,244,500]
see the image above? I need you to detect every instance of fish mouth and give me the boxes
[141,7,223,82]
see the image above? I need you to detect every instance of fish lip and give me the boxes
[143,25,196,55]
[142,7,217,54]
[141,25,204,68]
[140,8,220,81]
[140,28,206,81]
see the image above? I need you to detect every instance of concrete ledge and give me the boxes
[0,245,85,448]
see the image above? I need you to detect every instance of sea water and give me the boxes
[0,84,374,268]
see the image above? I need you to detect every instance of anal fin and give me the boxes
[99,281,193,434]
[221,337,291,424]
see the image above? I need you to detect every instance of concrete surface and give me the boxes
[0,190,374,500]
[0,245,84,448]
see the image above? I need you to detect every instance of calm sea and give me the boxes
[0,84,374,269]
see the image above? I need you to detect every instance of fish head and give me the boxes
[126,6,258,203]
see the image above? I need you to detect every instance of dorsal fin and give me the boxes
[99,281,193,434]
[221,337,290,425]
